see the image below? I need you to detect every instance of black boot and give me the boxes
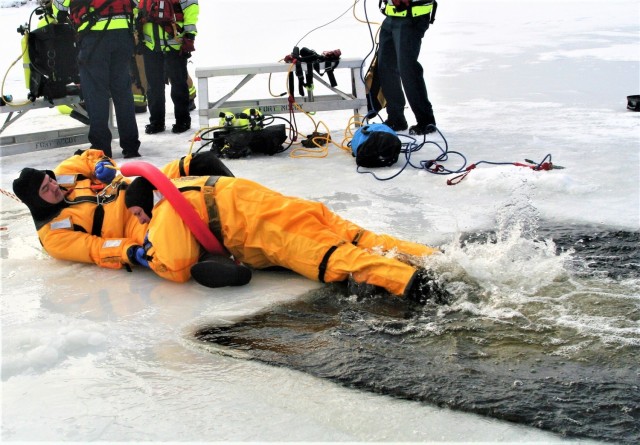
[409,116,437,135]
[190,254,252,288]
[404,268,451,305]
[347,276,386,299]
[172,121,191,134]
[145,122,165,134]
[383,118,408,132]
[408,123,437,135]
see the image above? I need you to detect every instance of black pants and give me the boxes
[78,29,140,157]
[142,47,190,126]
[377,14,434,125]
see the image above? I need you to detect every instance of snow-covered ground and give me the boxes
[1,0,638,443]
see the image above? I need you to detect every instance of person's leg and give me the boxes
[355,230,439,258]
[213,180,417,297]
[142,47,166,130]
[377,17,407,127]
[78,33,113,156]
[395,15,434,127]
[164,50,190,131]
[109,29,140,157]
[290,201,440,258]
[187,151,234,177]
[131,54,148,113]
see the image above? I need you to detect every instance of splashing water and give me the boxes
[195,195,640,444]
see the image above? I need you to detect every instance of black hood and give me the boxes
[12,168,68,226]
[124,176,155,218]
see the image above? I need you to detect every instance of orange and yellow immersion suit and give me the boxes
[35,149,204,269]
[145,176,439,297]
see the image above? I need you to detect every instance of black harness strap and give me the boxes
[318,244,339,283]
[178,156,187,176]
[305,61,314,91]
[323,60,338,87]
[295,61,305,96]
[288,71,295,97]
[351,229,365,246]
[177,186,202,193]
[91,205,105,236]
[66,183,123,235]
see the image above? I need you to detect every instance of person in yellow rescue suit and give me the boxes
[138,0,199,134]
[11,149,233,270]
[124,175,451,305]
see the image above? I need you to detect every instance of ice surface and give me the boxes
[1,0,637,443]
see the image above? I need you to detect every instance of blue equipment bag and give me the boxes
[351,123,401,168]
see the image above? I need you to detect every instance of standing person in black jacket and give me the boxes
[54,0,142,158]
[138,0,199,135]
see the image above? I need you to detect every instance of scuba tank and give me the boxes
[18,5,80,102]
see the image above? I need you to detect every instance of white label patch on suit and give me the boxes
[56,175,76,187]
[153,190,164,206]
[50,217,72,230]
[102,240,122,248]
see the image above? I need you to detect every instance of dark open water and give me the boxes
[195,223,640,444]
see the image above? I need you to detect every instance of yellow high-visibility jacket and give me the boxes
[35,150,199,269]
[382,0,434,18]
[145,176,439,296]
[139,0,199,52]
[54,0,134,32]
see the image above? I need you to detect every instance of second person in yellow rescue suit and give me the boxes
[124,175,450,304]
[138,0,199,134]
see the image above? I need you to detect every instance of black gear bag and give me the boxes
[350,123,401,168]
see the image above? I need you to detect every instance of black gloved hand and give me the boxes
[127,232,153,268]
[180,33,195,55]
[127,245,149,268]
[404,268,452,305]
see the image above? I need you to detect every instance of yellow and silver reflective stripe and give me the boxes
[91,14,132,22]
[183,23,197,33]
[133,94,146,104]
[384,3,433,17]
[142,33,181,48]
[77,16,132,31]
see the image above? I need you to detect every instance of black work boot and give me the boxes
[404,268,451,305]
[383,118,408,132]
[409,124,436,135]
[172,121,191,134]
[145,122,165,134]
[347,276,386,299]
[190,254,252,288]
[409,116,437,135]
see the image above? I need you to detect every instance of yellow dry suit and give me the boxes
[34,149,202,269]
[144,176,439,296]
